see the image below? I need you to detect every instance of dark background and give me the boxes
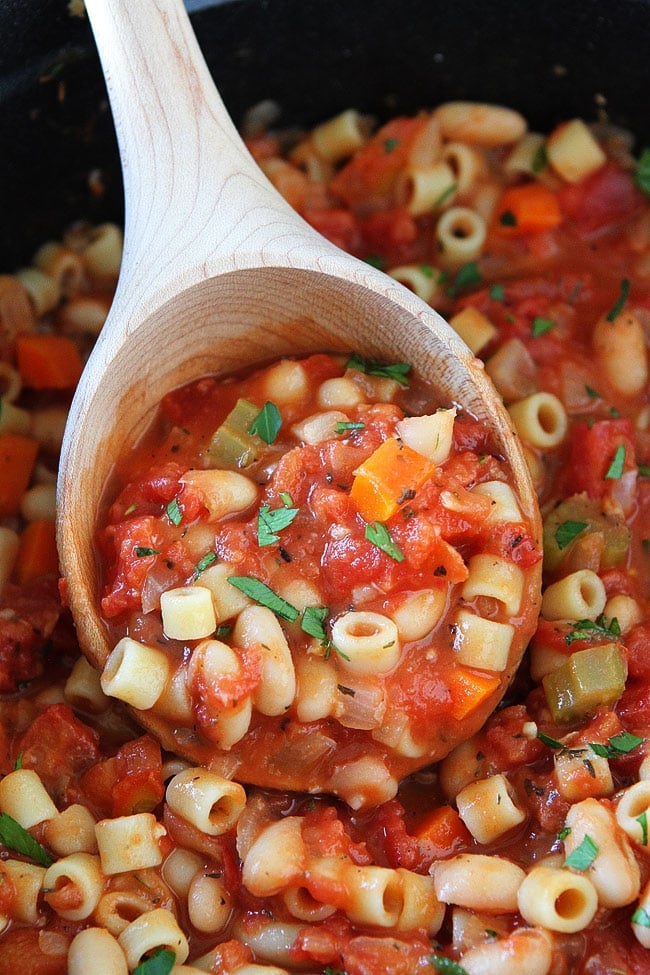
[0,0,648,269]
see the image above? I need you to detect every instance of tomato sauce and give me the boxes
[2,103,650,974]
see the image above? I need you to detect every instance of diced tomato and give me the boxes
[331,116,425,211]
[17,703,101,805]
[0,927,68,975]
[342,936,430,975]
[0,577,64,693]
[112,735,165,816]
[302,805,371,865]
[564,418,636,500]
[558,161,645,237]
[305,207,362,253]
[359,208,420,266]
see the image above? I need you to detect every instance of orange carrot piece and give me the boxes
[0,433,38,517]
[493,182,562,236]
[15,334,84,389]
[448,667,501,720]
[350,438,436,522]
[14,518,59,584]
[413,804,471,852]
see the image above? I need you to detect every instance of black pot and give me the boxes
[1,0,648,271]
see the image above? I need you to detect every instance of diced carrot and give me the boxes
[15,333,84,389]
[14,518,59,584]
[492,182,562,236]
[0,433,38,517]
[413,804,471,853]
[448,667,501,720]
[433,536,470,584]
[350,437,436,522]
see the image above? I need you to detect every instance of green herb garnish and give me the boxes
[227,576,299,622]
[433,183,458,209]
[135,546,160,557]
[537,731,564,749]
[605,443,626,480]
[606,278,630,322]
[193,551,217,579]
[563,833,598,871]
[565,613,621,646]
[532,142,549,173]
[166,497,182,526]
[429,954,469,975]
[133,949,176,975]
[554,520,588,550]
[634,148,650,196]
[446,261,482,297]
[336,421,365,435]
[489,283,505,301]
[589,731,644,759]
[257,503,299,547]
[0,812,53,866]
[365,521,405,562]
[301,606,329,641]
[633,906,650,928]
[364,253,386,270]
[384,137,400,153]
[346,353,411,387]
[532,316,555,337]
[249,401,282,444]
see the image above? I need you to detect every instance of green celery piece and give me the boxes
[542,493,630,573]
[542,643,627,723]
[208,398,263,469]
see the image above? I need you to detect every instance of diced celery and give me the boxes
[542,643,627,723]
[543,493,630,573]
[208,398,263,469]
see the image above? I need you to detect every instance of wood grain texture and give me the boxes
[57,0,541,703]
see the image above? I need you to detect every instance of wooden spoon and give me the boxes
[57,0,541,781]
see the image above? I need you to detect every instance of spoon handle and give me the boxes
[84,0,328,318]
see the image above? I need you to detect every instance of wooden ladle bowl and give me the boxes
[56,0,542,799]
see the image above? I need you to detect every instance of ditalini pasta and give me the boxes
[1,99,650,974]
[93,349,540,804]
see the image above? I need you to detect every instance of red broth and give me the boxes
[96,352,540,806]
[1,102,650,974]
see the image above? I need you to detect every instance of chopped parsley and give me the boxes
[633,906,650,928]
[166,497,182,526]
[301,605,329,641]
[605,443,626,480]
[445,260,482,297]
[537,731,564,750]
[589,731,644,759]
[554,519,588,550]
[420,263,435,278]
[384,137,400,153]
[433,183,458,209]
[133,949,176,975]
[257,503,299,547]
[565,613,621,646]
[638,463,650,478]
[489,282,505,301]
[429,955,469,975]
[532,142,549,173]
[227,576,299,622]
[563,833,598,871]
[0,812,53,866]
[637,811,649,845]
[364,253,386,270]
[531,316,555,337]
[499,209,517,227]
[365,521,405,562]
[345,353,411,387]
[606,277,630,322]
[193,551,217,579]
[135,546,160,557]
[634,148,650,196]
[249,401,282,444]
[336,421,365,434]
[585,385,601,399]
